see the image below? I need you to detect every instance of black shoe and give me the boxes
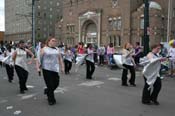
[24,87,28,91]
[130,83,136,87]
[20,90,25,94]
[152,101,160,105]
[86,77,92,79]
[44,88,48,95]
[48,100,56,105]
[142,101,152,105]
[122,84,128,86]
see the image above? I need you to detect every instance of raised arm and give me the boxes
[25,48,35,64]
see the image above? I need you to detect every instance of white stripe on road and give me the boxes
[26,85,35,89]
[6,106,13,110]
[108,78,121,81]
[21,94,37,100]
[54,87,68,94]
[14,110,22,115]
[78,81,104,87]
[0,100,8,104]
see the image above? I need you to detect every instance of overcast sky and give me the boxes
[0,0,4,31]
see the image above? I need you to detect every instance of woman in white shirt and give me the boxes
[142,44,166,105]
[39,37,64,105]
[121,43,136,86]
[64,46,73,74]
[4,45,14,83]
[12,40,34,94]
[86,44,95,79]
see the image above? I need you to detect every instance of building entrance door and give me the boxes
[86,32,97,43]
[84,22,97,44]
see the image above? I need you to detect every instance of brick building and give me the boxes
[58,0,175,48]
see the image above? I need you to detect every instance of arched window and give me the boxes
[149,1,162,10]
[108,16,122,30]
[109,35,121,47]
[67,37,74,45]
[117,17,122,30]
[140,14,144,29]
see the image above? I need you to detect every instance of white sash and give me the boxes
[143,58,161,86]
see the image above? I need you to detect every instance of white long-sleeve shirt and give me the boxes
[15,48,28,71]
[86,48,94,63]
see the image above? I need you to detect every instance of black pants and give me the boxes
[0,61,5,67]
[94,53,98,63]
[15,65,28,91]
[86,60,95,79]
[142,77,162,103]
[64,59,72,74]
[134,56,140,65]
[5,64,14,81]
[134,52,144,64]
[99,55,104,65]
[42,69,60,102]
[0,61,2,67]
[122,64,136,85]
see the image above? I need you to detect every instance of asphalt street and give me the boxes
[0,63,175,116]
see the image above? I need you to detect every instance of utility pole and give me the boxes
[32,0,36,47]
[167,0,172,42]
[143,0,150,55]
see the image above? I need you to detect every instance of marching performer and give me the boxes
[4,45,14,83]
[64,46,73,74]
[121,43,136,86]
[12,40,34,94]
[86,43,95,79]
[142,44,166,105]
[39,37,64,105]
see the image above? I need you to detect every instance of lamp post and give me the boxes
[167,0,172,42]
[32,0,36,47]
[143,0,150,55]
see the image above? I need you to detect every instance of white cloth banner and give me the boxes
[113,54,125,69]
[1,55,10,64]
[76,54,87,65]
[142,58,161,86]
[36,42,41,64]
[75,54,88,72]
